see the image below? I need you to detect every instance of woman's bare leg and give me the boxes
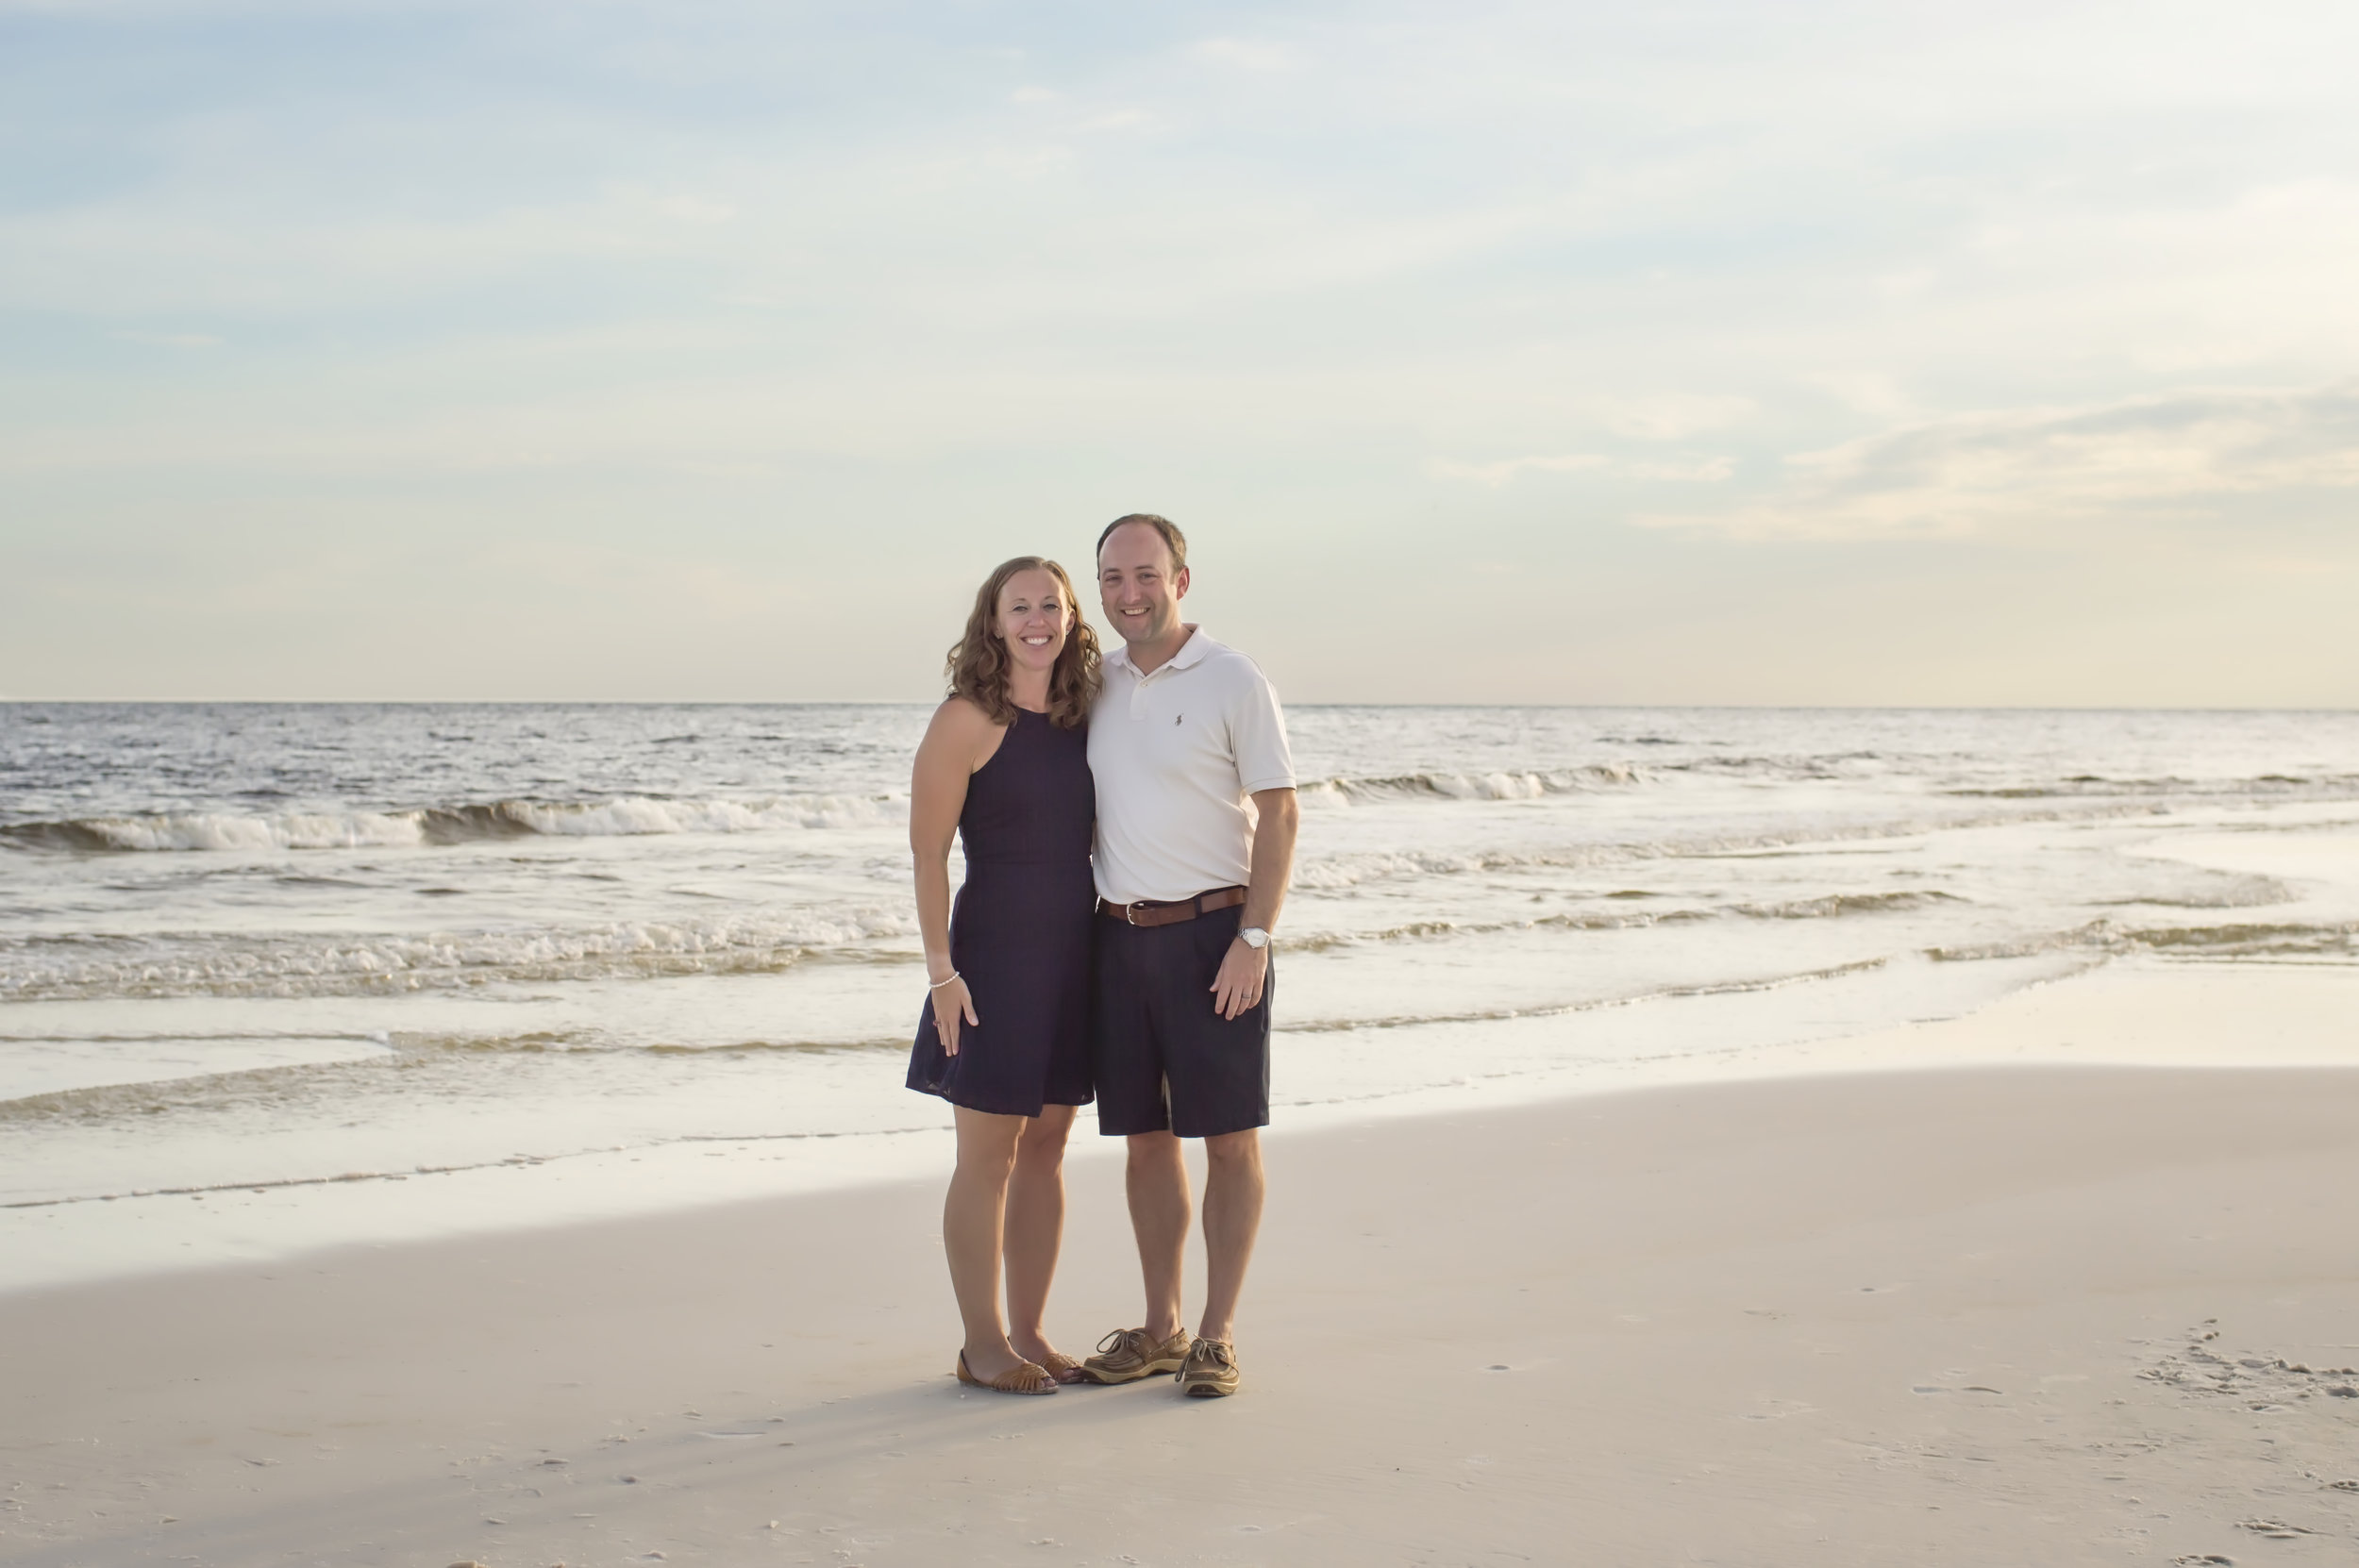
[1004,1104,1078,1376]
[945,1107,1029,1380]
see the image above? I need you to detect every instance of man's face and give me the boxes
[1096,523,1189,646]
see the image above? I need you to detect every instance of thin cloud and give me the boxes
[1597,394,1755,441]
[1625,457,1733,482]
[1188,37,1294,72]
[1647,383,2359,540]
[9,2,2359,703]
[1430,453,1731,487]
[1429,453,1609,488]
[653,195,736,225]
[111,330,220,348]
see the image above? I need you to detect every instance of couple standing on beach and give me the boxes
[905,514,1298,1399]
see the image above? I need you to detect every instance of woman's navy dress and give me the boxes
[906,709,1096,1116]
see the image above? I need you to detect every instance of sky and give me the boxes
[3,0,2356,706]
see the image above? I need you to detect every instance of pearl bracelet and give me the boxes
[928,971,962,990]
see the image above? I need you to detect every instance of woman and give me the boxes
[907,556,1101,1395]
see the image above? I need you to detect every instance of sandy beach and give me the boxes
[5,961,2356,1567]
[14,0,2359,1558]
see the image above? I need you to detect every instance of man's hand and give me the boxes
[1210,937,1267,1020]
[1210,787,1295,1022]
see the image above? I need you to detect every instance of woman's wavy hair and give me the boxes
[945,557,1101,729]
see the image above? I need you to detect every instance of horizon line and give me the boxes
[5,698,2355,716]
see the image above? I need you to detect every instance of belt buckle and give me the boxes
[1125,900,1144,926]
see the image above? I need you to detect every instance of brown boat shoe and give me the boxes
[1176,1336,1242,1398]
[1079,1326,1194,1385]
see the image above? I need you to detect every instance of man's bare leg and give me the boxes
[1198,1128,1264,1343]
[1125,1129,1191,1343]
[1004,1105,1078,1377]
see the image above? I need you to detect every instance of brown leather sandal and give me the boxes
[1037,1351,1086,1385]
[956,1350,1058,1395]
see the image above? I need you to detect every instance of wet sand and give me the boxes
[5,966,2357,1566]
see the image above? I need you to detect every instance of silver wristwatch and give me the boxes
[1239,926,1270,950]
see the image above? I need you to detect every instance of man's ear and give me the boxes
[1173,565,1191,599]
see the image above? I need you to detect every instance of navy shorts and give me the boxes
[1091,902,1272,1139]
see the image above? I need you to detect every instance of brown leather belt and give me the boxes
[1096,886,1247,927]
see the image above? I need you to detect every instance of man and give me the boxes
[1078,513,1299,1399]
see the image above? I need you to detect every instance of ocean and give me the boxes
[5,702,2357,1289]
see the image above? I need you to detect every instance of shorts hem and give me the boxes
[1170,1113,1269,1139]
[1096,1111,1267,1138]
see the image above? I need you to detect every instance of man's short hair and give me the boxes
[1096,513,1187,572]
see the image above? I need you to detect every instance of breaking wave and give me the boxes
[0,793,901,854]
[1282,889,1967,952]
[1297,764,1643,806]
[1735,890,1966,919]
[0,909,920,1002]
[2122,920,2359,959]
[1287,820,1980,891]
[5,887,1975,1000]
[1942,773,2359,800]
[2095,874,2296,909]
[12,767,2355,859]
[1926,918,2359,964]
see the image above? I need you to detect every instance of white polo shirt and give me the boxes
[1089,628,1297,906]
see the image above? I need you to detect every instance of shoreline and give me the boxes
[7,956,2355,1299]
[6,962,2358,1562]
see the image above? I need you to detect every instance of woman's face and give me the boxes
[995,568,1069,676]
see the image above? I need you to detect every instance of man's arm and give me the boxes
[1212,786,1298,1020]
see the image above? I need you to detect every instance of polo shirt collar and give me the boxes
[1108,626,1213,676]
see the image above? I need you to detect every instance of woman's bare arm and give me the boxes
[911,698,996,1053]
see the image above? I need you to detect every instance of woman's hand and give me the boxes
[912,698,994,1059]
[931,975,979,1055]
